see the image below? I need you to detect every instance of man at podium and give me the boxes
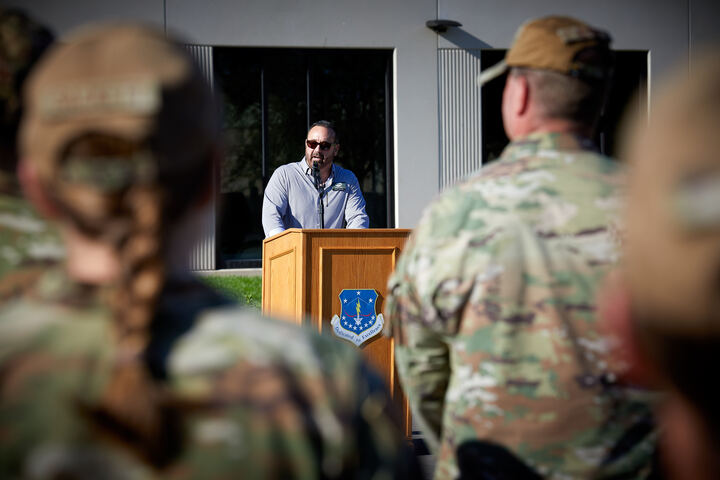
[261,120,369,237]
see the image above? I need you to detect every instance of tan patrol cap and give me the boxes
[624,52,720,337]
[478,15,612,86]
[20,23,218,190]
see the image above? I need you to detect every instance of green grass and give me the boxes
[201,276,262,310]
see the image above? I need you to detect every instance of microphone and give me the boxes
[312,160,321,190]
[312,159,325,228]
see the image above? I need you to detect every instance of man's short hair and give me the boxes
[309,120,339,143]
[511,67,609,128]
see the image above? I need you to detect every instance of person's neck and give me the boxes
[512,118,592,141]
[319,169,330,184]
[63,227,192,286]
[62,228,121,285]
[62,200,209,286]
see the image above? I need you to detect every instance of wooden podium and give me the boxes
[262,228,412,435]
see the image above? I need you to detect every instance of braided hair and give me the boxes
[20,25,219,467]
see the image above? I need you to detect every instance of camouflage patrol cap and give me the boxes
[19,23,218,191]
[478,15,612,86]
[624,52,720,337]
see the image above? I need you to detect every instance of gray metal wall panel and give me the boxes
[2,0,164,37]
[185,45,216,271]
[438,0,689,100]
[438,49,483,189]
[13,0,698,232]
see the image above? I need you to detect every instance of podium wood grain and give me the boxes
[262,228,412,436]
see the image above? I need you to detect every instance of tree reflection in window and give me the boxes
[214,48,393,269]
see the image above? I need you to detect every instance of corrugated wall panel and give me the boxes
[438,49,483,190]
[185,45,216,271]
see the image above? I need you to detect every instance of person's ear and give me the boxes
[18,157,60,218]
[514,74,530,116]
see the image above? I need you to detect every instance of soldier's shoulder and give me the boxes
[0,192,64,277]
[0,263,105,316]
[409,170,522,252]
[0,261,70,304]
[165,307,403,477]
[169,306,360,385]
[0,262,46,300]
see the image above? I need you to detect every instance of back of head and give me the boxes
[19,23,220,466]
[0,8,54,172]
[623,51,720,447]
[482,15,614,130]
[511,66,608,127]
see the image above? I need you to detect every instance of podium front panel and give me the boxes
[318,246,400,392]
[263,229,412,435]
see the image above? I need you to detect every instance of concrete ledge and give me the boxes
[193,268,262,277]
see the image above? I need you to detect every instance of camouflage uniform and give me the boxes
[0,266,413,479]
[0,171,63,278]
[387,132,657,479]
[0,9,62,279]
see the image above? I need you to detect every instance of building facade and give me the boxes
[11,0,720,270]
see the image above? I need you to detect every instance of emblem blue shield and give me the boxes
[330,289,384,347]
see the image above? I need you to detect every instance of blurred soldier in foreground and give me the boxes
[386,16,658,479]
[602,52,720,480]
[0,24,415,479]
[0,8,62,278]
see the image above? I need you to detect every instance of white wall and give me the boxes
[5,0,720,229]
[437,0,689,97]
[2,0,164,34]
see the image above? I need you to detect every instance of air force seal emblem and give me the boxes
[331,289,384,347]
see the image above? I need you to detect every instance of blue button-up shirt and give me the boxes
[262,157,370,237]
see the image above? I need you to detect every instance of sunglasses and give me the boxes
[306,139,335,150]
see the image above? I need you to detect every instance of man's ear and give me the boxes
[18,157,60,218]
[514,74,530,116]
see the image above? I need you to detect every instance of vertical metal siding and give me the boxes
[185,45,216,271]
[438,49,483,190]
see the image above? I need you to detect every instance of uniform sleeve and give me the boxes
[385,188,501,452]
[261,168,289,237]
[343,173,369,229]
[386,233,451,451]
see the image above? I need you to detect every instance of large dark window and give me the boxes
[481,50,648,163]
[213,48,393,269]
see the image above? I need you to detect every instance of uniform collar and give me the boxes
[504,131,598,156]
